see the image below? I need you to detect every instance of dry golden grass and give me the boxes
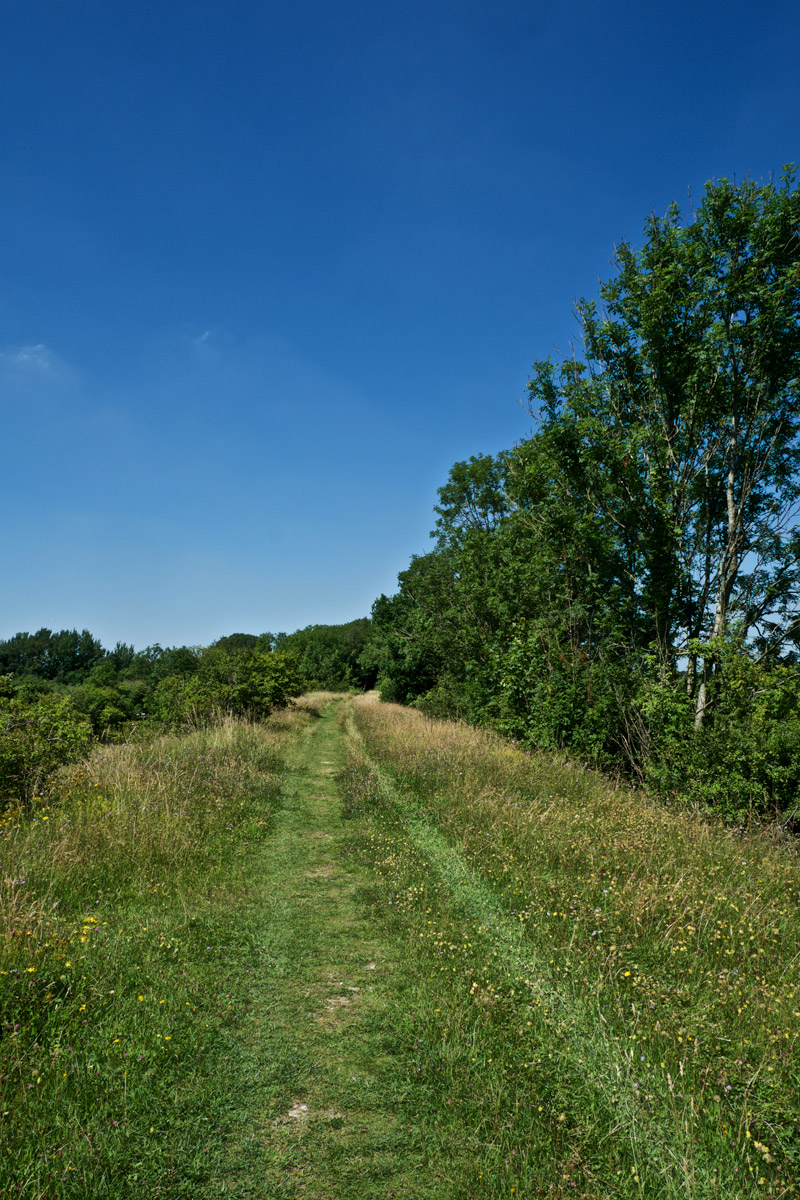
[291,690,351,717]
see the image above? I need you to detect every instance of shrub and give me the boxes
[0,691,93,803]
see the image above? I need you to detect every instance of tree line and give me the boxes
[0,621,376,802]
[365,171,800,822]
[4,171,799,823]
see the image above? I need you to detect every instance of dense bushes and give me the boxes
[145,646,306,729]
[365,173,800,823]
[0,684,93,801]
[277,619,378,691]
[0,630,309,805]
[367,485,800,822]
[0,616,383,806]
[640,653,800,821]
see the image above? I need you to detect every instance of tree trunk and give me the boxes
[694,416,740,728]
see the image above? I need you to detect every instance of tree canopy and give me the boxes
[368,171,800,818]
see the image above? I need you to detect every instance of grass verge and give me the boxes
[0,711,304,1197]
[343,693,800,1199]
[7,690,798,1198]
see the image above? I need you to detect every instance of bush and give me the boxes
[0,690,93,802]
[643,651,800,822]
[144,649,307,729]
[65,681,140,739]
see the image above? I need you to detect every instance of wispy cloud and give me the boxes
[0,342,75,384]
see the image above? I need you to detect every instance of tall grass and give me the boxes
[0,713,305,1197]
[345,694,800,1198]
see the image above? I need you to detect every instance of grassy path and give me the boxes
[220,696,617,1198]
[218,698,433,1199]
[9,694,792,1195]
[221,697,700,1199]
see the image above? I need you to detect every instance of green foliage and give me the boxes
[432,451,511,547]
[525,170,800,720]
[643,645,800,821]
[368,455,534,719]
[146,647,306,728]
[211,631,260,651]
[492,619,635,766]
[0,628,105,681]
[368,559,453,707]
[369,171,800,819]
[0,627,309,786]
[64,681,138,739]
[0,691,93,802]
[125,643,202,684]
[280,618,377,690]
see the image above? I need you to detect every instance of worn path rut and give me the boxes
[217,697,432,1199]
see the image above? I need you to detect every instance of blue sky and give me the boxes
[2,0,799,648]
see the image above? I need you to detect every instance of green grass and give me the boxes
[343,694,800,1199]
[4,692,799,1197]
[0,713,300,1197]
[1,697,468,1198]
[210,692,441,1198]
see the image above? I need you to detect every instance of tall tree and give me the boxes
[525,170,800,724]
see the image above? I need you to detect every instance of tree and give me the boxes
[525,169,800,726]
[145,645,306,728]
[367,172,800,806]
[211,633,259,652]
[0,628,104,680]
[367,454,540,718]
[280,619,377,690]
[432,453,511,548]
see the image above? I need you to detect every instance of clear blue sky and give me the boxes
[2,0,798,648]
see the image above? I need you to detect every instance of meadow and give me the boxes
[2,691,799,1198]
[343,694,800,1198]
[0,708,307,1196]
